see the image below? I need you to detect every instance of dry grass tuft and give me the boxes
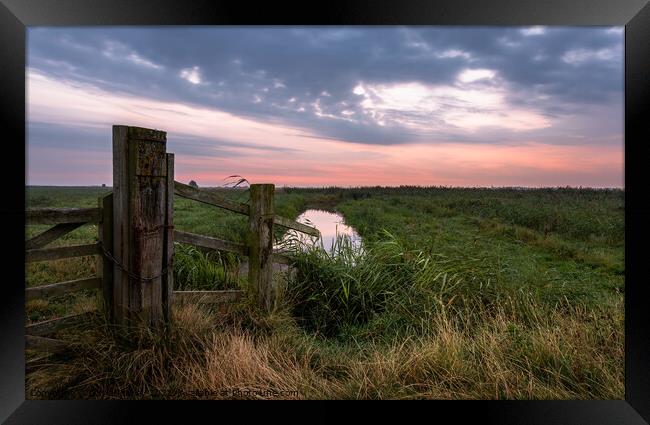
[26,295,623,400]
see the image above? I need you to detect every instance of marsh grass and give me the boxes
[25,186,624,399]
[26,287,622,400]
[174,243,244,291]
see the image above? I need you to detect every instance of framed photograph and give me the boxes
[1,0,648,422]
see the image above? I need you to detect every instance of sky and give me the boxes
[26,26,624,187]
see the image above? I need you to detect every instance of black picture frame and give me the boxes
[1,0,648,423]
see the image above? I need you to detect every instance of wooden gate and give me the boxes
[25,125,319,348]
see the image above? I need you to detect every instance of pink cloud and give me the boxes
[27,70,623,188]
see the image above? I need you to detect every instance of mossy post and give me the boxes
[112,125,173,328]
[248,184,276,312]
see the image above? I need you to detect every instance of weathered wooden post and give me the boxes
[98,192,114,321]
[248,184,276,312]
[112,125,173,327]
[162,153,175,323]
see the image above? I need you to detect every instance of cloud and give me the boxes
[353,80,551,133]
[25,26,623,187]
[27,26,623,148]
[521,26,546,36]
[562,48,619,65]
[457,68,496,83]
[436,49,472,60]
[179,66,202,84]
[102,40,164,70]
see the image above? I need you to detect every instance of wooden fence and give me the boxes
[25,125,319,351]
[25,206,103,354]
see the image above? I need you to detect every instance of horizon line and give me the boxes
[25,184,625,190]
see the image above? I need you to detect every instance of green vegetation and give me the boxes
[25,185,624,399]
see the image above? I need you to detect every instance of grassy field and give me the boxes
[25,185,624,399]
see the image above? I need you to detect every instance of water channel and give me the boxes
[277,209,362,254]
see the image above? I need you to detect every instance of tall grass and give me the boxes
[26,289,623,399]
[25,185,624,399]
[27,244,624,400]
[284,230,618,340]
[173,243,243,291]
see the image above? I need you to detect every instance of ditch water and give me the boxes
[277,209,362,254]
[239,210,362,275]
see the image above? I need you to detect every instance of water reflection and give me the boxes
[277,209,362,254]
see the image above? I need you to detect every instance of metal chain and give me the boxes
[101,246,169,282]
[102,247,168,281]
[98,224,174,281]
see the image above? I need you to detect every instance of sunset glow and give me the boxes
[27,27,624,187]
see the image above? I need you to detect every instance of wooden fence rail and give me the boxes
[26,242,102,263]
[173,290,243,305]
[26,207,101,225]
[273,215,320,237]
[26,311,97,336]
[174,181,250,215]
[25,335,69,354]
[173,180,320,237]
[25,222,85,250]
[174,229,293,264]
[26,277,102,301]
[174,230,248,256]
